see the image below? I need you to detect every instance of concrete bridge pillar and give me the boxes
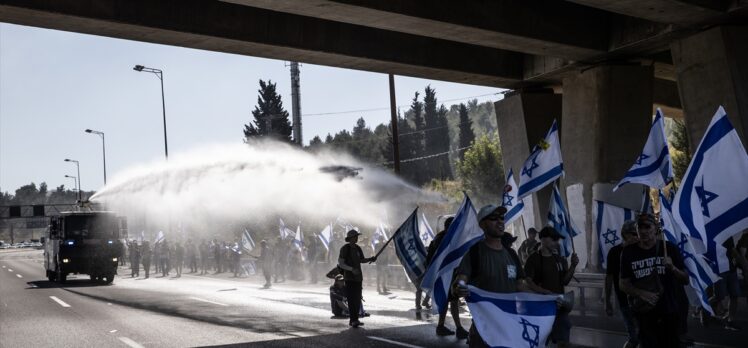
[494,90,561,232]
[560,65,653,271]
[671,25,748,149]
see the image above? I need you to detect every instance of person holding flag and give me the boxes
[337,230,377,328]
[619,213,689,348]
[523,226,579,348]
[452,204,530,346]
[604,221,640,348]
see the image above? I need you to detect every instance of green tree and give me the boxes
[243,80,293,143]
[422,86,452,180]
[458,103,475,155]
[670,119,691,184]
[456,135,503,203]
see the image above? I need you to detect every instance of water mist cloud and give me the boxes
[91,141,445,234]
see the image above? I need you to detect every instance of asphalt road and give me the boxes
[0,249,472,348]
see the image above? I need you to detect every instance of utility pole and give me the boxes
[289,61,302,145]
[389,74,401,174]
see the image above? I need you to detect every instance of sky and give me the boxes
[0,23,502,193]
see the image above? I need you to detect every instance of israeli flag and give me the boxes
[154,231,165,244]
[241,229,255,253]
[371,223,388,252]
[279,219,295,240]
[418,213,435,246]
[673,106,748,273]
[518,119,564,199]
[318,224,332,251]
[594,200,633,270]
[138,231,145,243]
[293,225,306,261]
[614,109,673,191]
[466,286,557,348]
[503,168,525,226]
[393,208,428,284]
[547,184,580,257]
[421,195,484,315]
[660,190,719,315]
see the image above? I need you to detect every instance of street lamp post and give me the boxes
[133,64,168,159]
[85,129,106,185]
[64,159,81,201]
[64,175,78,192]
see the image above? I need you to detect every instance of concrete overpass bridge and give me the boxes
[1,0,746,270]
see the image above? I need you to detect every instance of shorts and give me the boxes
[548,311,571,343]
[715,271,741,298]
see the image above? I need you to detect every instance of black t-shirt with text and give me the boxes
[619,241,687,314]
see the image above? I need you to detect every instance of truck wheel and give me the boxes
[103,274,114,284]
[47,270,56,282]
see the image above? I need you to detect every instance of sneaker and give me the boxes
[436,325,455,336]
[724,321,740,331]
[350,320,363,328]
[456,327,469,340]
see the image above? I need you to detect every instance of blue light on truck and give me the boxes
[108,240,113,244]
[66,240,74,246]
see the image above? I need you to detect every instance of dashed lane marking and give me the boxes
[49,296,71,308]
[188,296,228,306]
[16,274,22,278]
[118,336,145,348]
[367,336,425,348]
[8,269,13,272]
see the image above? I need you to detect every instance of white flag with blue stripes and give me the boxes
[418,213,435,247]
[241,229,255,253]
[421,195,484,315]
[673,106,748,273]
[547,184,579,257]
[518,119,564,199]
[594,201,633,270]
[660,190,719,314]
[393,208,428,284]
[503,168,525,226]
[154,230,165,244]
[466,286,557,348]
[318,224,332,251]
[614,109,673,191]
[279,218,294,240]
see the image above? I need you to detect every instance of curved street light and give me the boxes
[133,64,168,159]
[85,129,107,185]
[64,159,81,201]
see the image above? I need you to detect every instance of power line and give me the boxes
[380,145,473,165]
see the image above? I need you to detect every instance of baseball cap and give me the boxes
[477,204,508,222]
[621,220,638,235]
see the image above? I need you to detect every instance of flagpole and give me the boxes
[373,207,417,259]
[556,180,576,255]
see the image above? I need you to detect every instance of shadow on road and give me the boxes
[27,279,109,289]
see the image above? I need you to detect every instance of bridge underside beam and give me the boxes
[0,0,523,87]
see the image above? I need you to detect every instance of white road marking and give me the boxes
[368,336,425,348]
[188,296,228,306]
[109,329,118,333]
[2,265,5,268]
[49,296,71,308]
[16,274,22,278]
[8,269,13,272]
[118,336,145,348]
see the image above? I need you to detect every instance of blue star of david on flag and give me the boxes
[694,178,719,218]
[503,168,525,227]
[635,153,650,165]
[521,150,541,178]
[520,317,541,348]
[603,229,620,246]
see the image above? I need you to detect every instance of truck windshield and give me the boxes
[64,215,120,240]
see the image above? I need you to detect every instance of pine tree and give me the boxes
[243,80,293,143]
[422,86,452,180]
[670,119,691,184]
[458,103,475,157]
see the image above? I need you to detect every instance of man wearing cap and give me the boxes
[619,213,688,348]
[338,229,377,328]
[605,221,640,348]
[453,204,528,347]
[523,226,579,348]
